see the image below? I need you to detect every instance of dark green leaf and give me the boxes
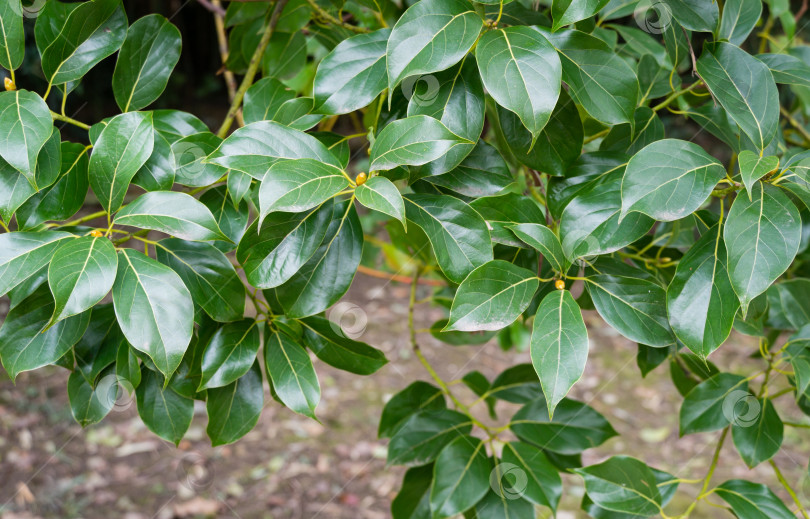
[300,316,387,375]
[430,436,490,519]
[370,115,471,171]
[552,0,609,30]
[718,0,762,45]
[0,0,24,71]
[115,191,230,242]
[739,150,779,198]
[731,398,783,467]
[575,456,662,516]
[258,158,349,222]
[662,0,719,32]
[379,381,446,438]
[500,441,562,511]
[387,409,473,466]
[714,479,795,519]
[206,360,263,446]
[199,319,260,390]
[0,231,72,297]
[136,367,193,445]
[425,141,514,197]
[508,223,566,273]
[243,77,296,124]
[172,131,228,187]
[265,329,320,419]
[679,372,748,435]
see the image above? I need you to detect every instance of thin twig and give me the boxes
[196,0,226,16]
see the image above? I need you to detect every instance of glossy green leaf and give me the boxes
[542,28,638,125]
[662,0,719,32]
[198,319,260,390]
[386,0,483,92]
[739,150,779,198]
[172,131,228,187]
[758,53,810,88]
[379,381,446,439]
[115,191,229,242]
[587,267,675,347]
[510,397,618,454]
[300,316,387,375]
[558,168,653,260]
[445,260,538,332]
[207,120,342,178]
[0,285,90,381]
[476,26,561,140]
[206,361,263,446]
[426,141,513,196]
[314,28,390,115]
[243,77,295,124]
[136,367,193,445]
[355,176,406,227]
[237,202,331,290]
[696,42,779,151]
[404,193,492,283]
[552,0,610,31]
[766,279,810,330]
[531,290,589,417]
[718,0,762,45]
[621,139,725,221]
[0,231,72,297]
[271,201,362,318]
[0,0,24,71]
[89,111,154,214]
[370,115,471,172]
[679,372,748,435]
[469,193,545,248]
[500,441,561,511]
[73,304,123,385]
[731,398,783,467]
[67,369,115,427]
[724,182,801,315]
[48,236,118,324]
[575,456,662,516]
[667,225,738,357]
[258,158,349,223]
[155,238,246,323]
[392,464,434,519]
[0,90,53,181]
[508,223,566,273]
[112,14,181,112]
[714,480,795,519]
[475,490,534,519]
[387,409,473,466]
[265,329,320,419]
[113,249,194,380]
[430,436,490,519]
[39,0,127,85]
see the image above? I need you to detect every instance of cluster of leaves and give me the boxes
[2,0,810,516]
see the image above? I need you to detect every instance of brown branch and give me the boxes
[356,265,445,286]
[196,0,226,16]
[209,0,244,128]
[797,0,808,22]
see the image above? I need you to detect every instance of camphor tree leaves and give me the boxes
[2,0,810,517]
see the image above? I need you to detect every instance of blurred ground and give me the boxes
[1,275,809,519]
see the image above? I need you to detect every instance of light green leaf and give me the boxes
[155,238,245,323]
[0,231,72,297]
[696,42,779,152]
[355,176,406,228]
[575,456,662,516]
[0,90,53,181]
[621,139,726,222]
[508,223,566,273]
[430,436,491,519]
[0,0,24,71]
[206,360,264,446]
[445,260,538,332]
[404,193,492,283]
[370,115,471,171]
[386,0,482,92]
[724,182,801,315]
[89,111,154,214]
[314,28,390,115]
[265,330,320,419]
[112,249,194,380]
[476,26,561,141]
[531,290,588,418]
[259,158,349,223]
[738,150,779,198]
[758,53,810,88]
[714,480,795,519]
[198,319,260,390]
[112,14,181,111]
[115,191,230,242]
[48,236,118,324]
